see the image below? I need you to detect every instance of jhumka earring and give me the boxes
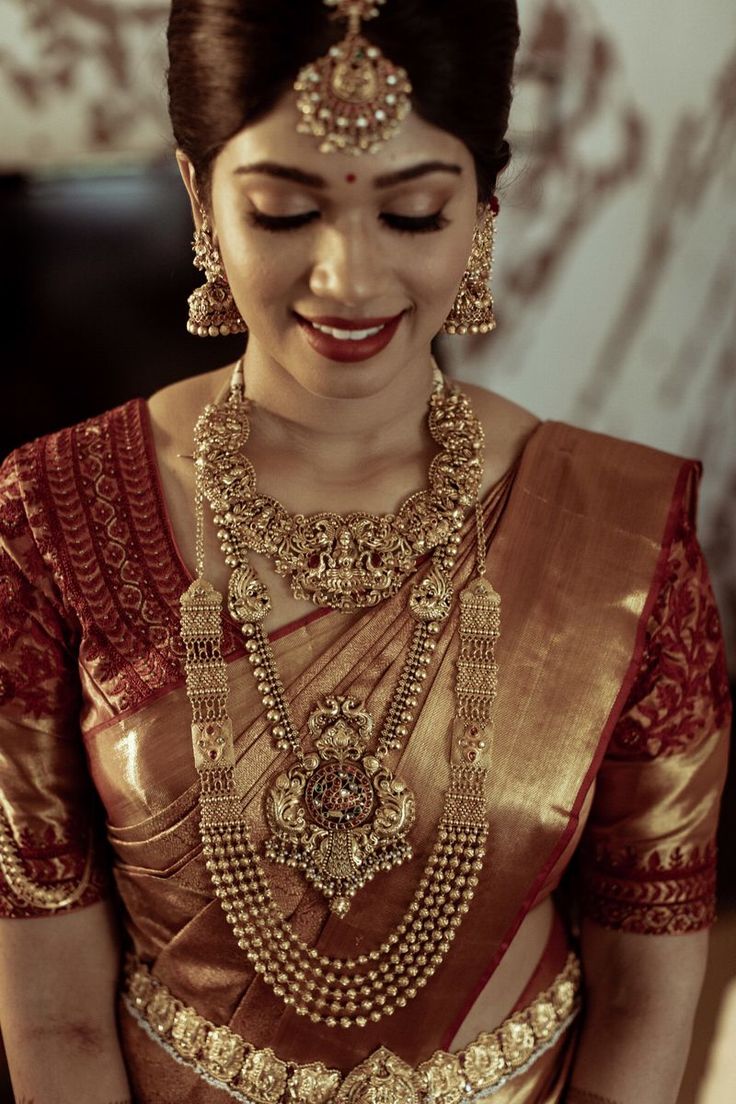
[187,210,247,338]
[294,0,412,154]
[443,198,499,336]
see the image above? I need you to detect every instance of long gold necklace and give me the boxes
[180,367,500,1028]
[199,359,485,610]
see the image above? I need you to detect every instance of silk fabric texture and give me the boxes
[0,403,730,1102]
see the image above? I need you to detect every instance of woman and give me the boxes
[0,1,730,1101]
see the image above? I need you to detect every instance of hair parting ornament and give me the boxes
[294,0,413,154]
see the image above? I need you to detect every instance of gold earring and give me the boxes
[187,210,247,338]
[442,199,498,336]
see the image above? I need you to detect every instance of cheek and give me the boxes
[218,229,298,318]
[406,230,473,305]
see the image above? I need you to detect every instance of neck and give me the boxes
[236,341,437,475]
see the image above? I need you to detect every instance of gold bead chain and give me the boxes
[180,365,500,1028]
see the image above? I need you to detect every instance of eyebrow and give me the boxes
[232,160,463,188]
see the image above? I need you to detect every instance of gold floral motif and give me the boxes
[416,1051,466,1103]
[552,977,576,1019]
[237,1046,288,1102]
[529,999,558,1041]
[145,988,176,1035]
[335,1047,420,1104]
[462,1033,506,1093]
[286,1062,342,1104]
[500,1015,537,1069]
[127,966,154,1011]
[171,1006,208,1058]
[202,1025,245,1082]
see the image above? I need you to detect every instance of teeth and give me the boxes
[310,321,386,340]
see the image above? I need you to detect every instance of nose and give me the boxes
[308,218,387,307]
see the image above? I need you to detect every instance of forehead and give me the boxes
[215,90,474,187]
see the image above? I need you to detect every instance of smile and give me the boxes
[294,311,406,363]
[310,321,386,340]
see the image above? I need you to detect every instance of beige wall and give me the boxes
[442,0,736,662]
[1,0,734,661]
[0,0,168,168]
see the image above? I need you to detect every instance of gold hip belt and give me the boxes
[122,952,580,1103]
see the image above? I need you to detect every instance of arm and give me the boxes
[0,451,131,1099]
[0,900,133,1103]
[568,471,731,1104]
[566,921,709,1104]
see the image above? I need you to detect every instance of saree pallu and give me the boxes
[0,402,730,1103]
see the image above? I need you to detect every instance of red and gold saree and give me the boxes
[0,401,730,1102]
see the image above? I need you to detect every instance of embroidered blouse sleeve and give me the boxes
[0,448,110,918]
[579,472,731,934]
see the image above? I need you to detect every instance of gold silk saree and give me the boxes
[0,402,730,1102]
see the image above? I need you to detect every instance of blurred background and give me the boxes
[0,1,734,1100]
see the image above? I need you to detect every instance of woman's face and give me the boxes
[183,91,480,398]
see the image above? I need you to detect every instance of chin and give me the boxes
[296,359,403,401]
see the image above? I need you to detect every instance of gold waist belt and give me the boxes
[122,952,580,1104]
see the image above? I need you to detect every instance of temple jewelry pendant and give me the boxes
[264,695,416,917]
[293,1,412,155]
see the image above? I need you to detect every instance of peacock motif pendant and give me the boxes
[264,695,416,917]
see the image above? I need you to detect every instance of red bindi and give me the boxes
[345,173,357,183]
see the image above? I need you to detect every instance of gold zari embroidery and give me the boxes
[122,952,581,1102]
[0,806,93,912]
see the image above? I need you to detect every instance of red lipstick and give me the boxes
[294,311,405,363]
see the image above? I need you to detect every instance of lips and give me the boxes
[294,310,405,363]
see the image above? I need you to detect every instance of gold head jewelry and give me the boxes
[294,0,412,154]
[443,200,498,336]
[179,365,502,1028]
[187,210,247,338]
[196,363,485,611]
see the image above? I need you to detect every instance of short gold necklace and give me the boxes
[199,358,486,610]
[180,367,501,1028]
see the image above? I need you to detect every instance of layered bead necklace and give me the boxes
[180,361,501,1028]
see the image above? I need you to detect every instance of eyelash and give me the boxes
[247,210,449,234]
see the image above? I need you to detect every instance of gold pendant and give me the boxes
[335,1048,420,1104]
[293,4,412,156]
[264,696,415,917]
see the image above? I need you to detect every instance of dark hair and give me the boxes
[167,0,519,203]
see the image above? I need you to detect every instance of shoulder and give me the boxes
[147,364,230,451]
[1,398,145,510]
[457,380,540,444]
[0,399,150,595]
[454,380,541,491]
[454,380,700,538]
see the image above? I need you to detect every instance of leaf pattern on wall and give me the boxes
[0,0,169,163]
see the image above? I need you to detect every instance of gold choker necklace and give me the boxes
[198,360,485,611]
[180,366,500,1029]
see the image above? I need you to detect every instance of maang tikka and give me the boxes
[187,209,247,338]
[294,0,412,154]
[443,198,499,336]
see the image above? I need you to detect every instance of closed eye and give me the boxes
[381,211,449,234]
[247,209,449,234]
[247,210,319,232]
